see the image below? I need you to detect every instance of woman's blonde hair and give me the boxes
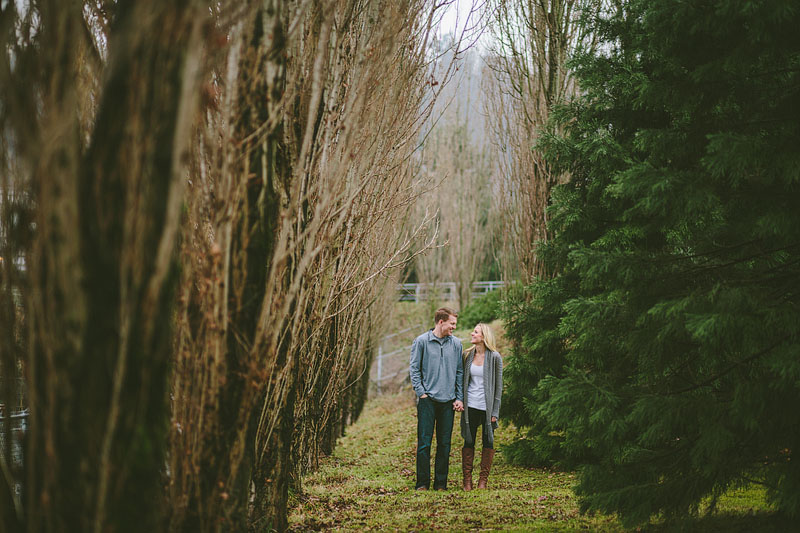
[463,323,498,362]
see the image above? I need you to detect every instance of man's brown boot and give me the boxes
[477,448,495,489]
[462,448,475,491]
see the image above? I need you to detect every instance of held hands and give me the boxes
[419,395,465,413]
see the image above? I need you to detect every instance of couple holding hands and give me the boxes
[409,307,503,491]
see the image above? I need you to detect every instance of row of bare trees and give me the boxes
[413,37,497,310]
[0,1,454,531]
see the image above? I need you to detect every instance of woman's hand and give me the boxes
[491,416,497,423]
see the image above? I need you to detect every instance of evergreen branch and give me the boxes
[674,242,800,277]
[666,336,791,396]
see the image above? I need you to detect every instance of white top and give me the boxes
[467,362,486,411]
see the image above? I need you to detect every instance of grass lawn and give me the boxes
[288,392,787,531]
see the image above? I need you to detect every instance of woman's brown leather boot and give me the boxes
[462,448,475,491]
[477,448,495,489]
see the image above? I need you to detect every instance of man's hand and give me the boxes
[420,394,428,399]
[453,400,464,412]
[491,416,497,423]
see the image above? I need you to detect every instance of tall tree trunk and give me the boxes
[20,2,205,532]
[171,3,292,530]
[251,345,298,531]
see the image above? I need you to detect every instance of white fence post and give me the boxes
[376,344,383,395]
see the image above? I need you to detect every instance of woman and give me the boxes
[460,322,503,491]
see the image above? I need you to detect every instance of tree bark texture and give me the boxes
[13,2,206,531]
[167,2,294,531]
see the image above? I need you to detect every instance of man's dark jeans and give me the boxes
[416,396,455,490]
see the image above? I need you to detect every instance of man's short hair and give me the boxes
[434,307,457,324]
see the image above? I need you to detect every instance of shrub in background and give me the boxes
[458,289,503,329]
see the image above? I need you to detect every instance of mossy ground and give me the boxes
[288,392,786,531]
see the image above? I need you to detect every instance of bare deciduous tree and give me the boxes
[484,0,601,281]
[414,46,495,309]
[0,1,208,531]
[168,0,444,531]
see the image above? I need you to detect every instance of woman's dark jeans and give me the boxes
[463,407,492,450]
[416,396,455,490]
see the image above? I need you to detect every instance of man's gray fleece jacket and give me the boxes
[409,330,463,402]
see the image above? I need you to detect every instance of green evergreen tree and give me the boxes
[502,0,800,526]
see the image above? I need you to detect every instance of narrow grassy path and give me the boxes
[288,393,786,532]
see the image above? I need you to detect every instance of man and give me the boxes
[409,307,464,491]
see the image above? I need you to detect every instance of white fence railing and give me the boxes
[397,281,504,302]
[471,280,504,298]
